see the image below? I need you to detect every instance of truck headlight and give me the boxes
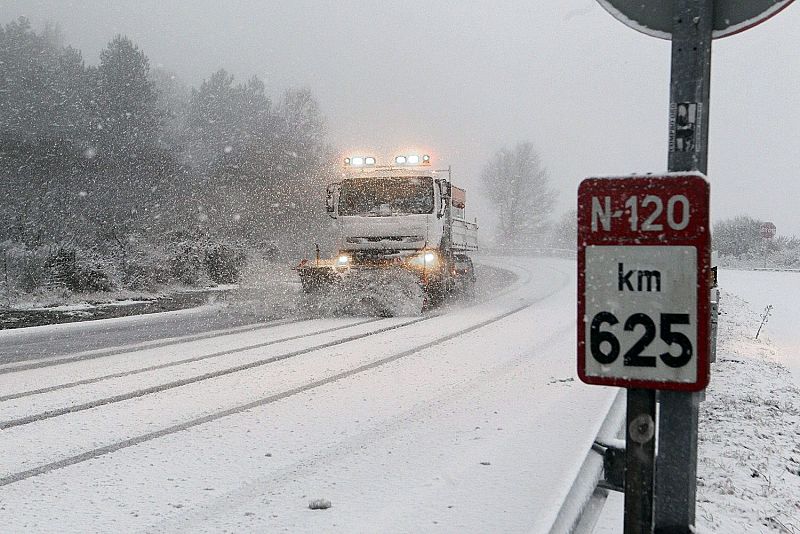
[337,255,350,266]
[408,251,439,268]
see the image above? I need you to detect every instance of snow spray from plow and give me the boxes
[298,268,426,317]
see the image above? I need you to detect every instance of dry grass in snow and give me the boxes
[697,291,800,533]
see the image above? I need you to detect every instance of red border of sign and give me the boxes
[577,173,711,391]
[595,0,795,40]
[720,0,795,39]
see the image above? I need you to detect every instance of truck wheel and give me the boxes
[424,282,445,309]
[456,257,476,300]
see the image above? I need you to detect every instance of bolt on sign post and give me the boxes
[587,1,795,533]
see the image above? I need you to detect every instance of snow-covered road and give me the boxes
[0,257,618,533]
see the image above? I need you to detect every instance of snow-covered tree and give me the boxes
[186,72,332,248]
[0,17,336,294]
[150,67,191,151]
[0,17,90,144]
[187,70,277,176]
[0,17,93,243]
[94,35,160,160]
[269,88,332,242]
[713,215,768,257]
[481,142,557,248]
[549,209,577,249]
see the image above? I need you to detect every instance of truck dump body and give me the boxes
[452,219,479,252]
[450,186,478,253]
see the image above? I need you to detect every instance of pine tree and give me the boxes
[0,17,92,242]
[94,35,160,161]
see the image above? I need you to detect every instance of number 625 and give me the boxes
[589,312,693,368]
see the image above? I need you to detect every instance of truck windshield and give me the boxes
[338,176,434,216]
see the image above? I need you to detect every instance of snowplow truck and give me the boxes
[296,153,478,306]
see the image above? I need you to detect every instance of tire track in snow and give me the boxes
[0,261,526,411]
[0,259,566,487]
[155,320,580,533]
[0,316,301,375]
[0,316,425,430]
[0,298,541,487]
[0,317,380,403]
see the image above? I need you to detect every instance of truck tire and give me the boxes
[454,255,476,299]
[424,281,446,308]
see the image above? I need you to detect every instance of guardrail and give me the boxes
[546,390,625,533]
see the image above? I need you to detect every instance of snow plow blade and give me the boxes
[294,263,340,293]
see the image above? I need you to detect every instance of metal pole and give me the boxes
[656,1,713,532]
[625,389,657,534]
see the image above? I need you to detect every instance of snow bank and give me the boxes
[697,291,800,532]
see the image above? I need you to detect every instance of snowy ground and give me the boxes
[1,260,796,532]
[718,269,800,385]
[696,285,800,533]
[597,270,800,533]
[0,256,620,533]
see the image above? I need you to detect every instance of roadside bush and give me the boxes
[204,243,246,284]
[169,241,208,286]
[2,242,49,294]
[0,231,250,303]
[547,209,577,250]
[713,216,775,257]
[45,246,113,292]
[121,248,172,290]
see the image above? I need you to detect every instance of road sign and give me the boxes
[760,221,777,239]
[577,173,711,391]
[595,0,795,39]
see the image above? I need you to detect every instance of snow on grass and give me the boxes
[696,291,800,533]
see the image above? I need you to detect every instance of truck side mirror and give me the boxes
[326,184,338,217]
[437,179,450,219]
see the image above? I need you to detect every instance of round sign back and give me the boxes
[596,0,795,39]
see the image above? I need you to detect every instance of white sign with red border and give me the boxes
[760,221,776,239]
[577,173,711,391]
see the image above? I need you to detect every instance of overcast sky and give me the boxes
[5,0,800,236]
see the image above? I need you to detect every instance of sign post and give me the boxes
[586,1,794,532]
[656,4,715,531]
[578,174,711,533]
